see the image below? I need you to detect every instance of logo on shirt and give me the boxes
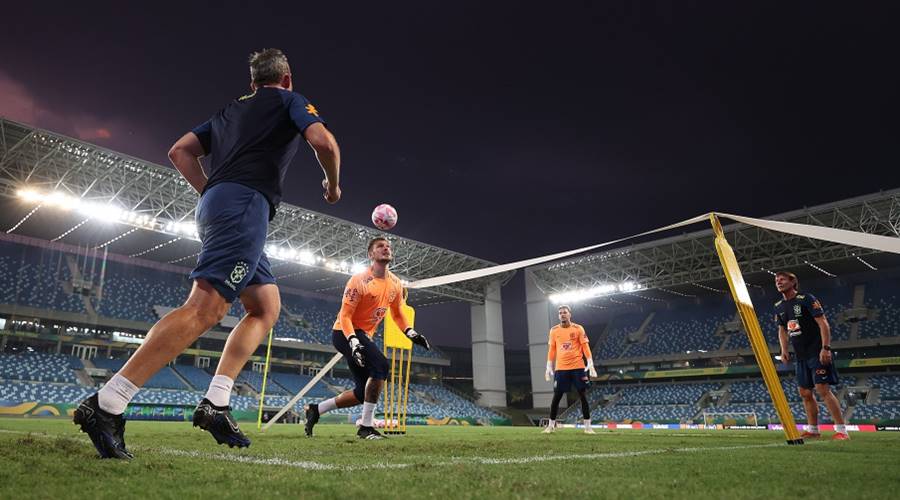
[812,300,822,310]
[225,261,250,290]
[787,319,802,337]
[793,304,802,316]
[344,287,360,303]
[306,103,319,117]
[374,307,387,321]
[562,342,573,351]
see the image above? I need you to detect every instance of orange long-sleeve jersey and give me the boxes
[547,323,592,370]
[332,268,409,337]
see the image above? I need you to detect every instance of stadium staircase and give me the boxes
[73,367,95,387]
[623,312,655,353]
[63,254,98,318]
[591,322,612,356]
[170,367,196,391]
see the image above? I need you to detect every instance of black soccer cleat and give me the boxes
[304,404,320,437]
[357,425,385,440]
[73,394,134,460]
[192,398,251,448]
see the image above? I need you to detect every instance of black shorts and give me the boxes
[554,368,590,392]
[333,330,389,399]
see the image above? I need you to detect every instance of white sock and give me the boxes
[361,402,377,427]
[204,375,234,407]
[318,397,338,415]
[98,374,139,415]
[808,424,819,433]
[548,419,556,428]
[584,419,592,429]
[834,424,846,433]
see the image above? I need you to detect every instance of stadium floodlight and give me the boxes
[351,262,367,273]
[16,189,41,203]
[548,281,643,303]
[299,250,317,266]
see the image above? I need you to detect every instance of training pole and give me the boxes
[256,328,274,430]
[261,352,344,432]
[710,214,803,445]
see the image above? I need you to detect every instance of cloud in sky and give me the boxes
[0,70,117,142]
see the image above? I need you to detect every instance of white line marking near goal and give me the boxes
[0,429,813,471]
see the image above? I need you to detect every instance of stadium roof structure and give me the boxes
[528,188,900,302]
[0,118,512,305]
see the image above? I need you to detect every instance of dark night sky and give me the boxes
[2,2,899,348]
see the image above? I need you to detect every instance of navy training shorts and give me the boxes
[795,354,839,389]
[554,368,590,392]
[189,182,275,302]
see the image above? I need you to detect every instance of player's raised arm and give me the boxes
[304,123,341,204]
[168,129,209,194]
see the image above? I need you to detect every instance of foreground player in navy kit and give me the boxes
[73,49,342,458]
[774,271,849,441]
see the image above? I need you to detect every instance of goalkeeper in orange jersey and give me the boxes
[543,305,597,434]
[304,237,430,439]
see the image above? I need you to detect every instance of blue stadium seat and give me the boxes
[0,353,80,383]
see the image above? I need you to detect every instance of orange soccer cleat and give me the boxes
[832,432,850,441]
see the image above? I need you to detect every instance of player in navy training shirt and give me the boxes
[73,49,342,458]
[774,271,849,441]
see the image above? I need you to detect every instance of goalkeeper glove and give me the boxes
[545,361,554,382]
[585,359,597,378]
[348,334,365,367]
[404,328,431,350]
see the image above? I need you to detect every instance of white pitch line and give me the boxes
[0,429,810,471]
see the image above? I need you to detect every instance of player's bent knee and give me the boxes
[194,305,227,329]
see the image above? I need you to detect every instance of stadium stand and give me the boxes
[616,382,719,405]
[268,371,333,398]
[92,357,189,390]
[0,353,81,383]
[859,280,900,340]
[172,364,213,391]
[237,370,290,395]
[0,381,93,404]
[596,313,645,360]
[0,243,86,314]
[623,307,731,358]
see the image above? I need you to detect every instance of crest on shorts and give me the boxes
[229,261,249,285]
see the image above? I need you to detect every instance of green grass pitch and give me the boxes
[1,418,897,499]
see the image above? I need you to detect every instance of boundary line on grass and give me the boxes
[0,429,813,471]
